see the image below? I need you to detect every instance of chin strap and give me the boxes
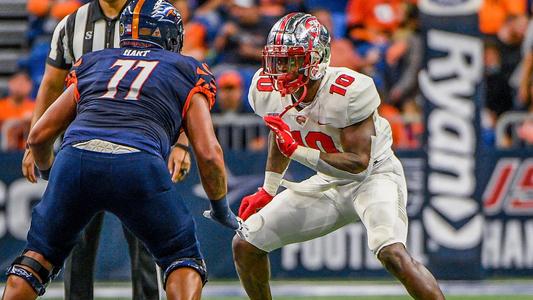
[279,84,308,118]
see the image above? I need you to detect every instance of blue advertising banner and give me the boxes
[419,0,484,279]
[479,149,533,276]
[0,151,426,280]
[1,147,532,281]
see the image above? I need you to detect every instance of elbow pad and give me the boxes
[290,146,372,181]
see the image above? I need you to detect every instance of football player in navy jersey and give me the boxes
[1,1,241,300]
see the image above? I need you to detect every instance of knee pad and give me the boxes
[163,258,207,289]
[5,255,60,296]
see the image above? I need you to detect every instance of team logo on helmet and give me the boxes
[304,18,320,40]
[152,0,178,22]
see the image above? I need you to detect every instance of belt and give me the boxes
[72,139,140,154]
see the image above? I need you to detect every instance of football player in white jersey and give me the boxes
[232,13,445,300]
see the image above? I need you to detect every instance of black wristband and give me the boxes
[209,196,230,218]
[174,143,189,152]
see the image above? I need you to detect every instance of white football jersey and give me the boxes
[249,67,393,180]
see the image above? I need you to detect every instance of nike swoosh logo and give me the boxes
[317,121,331,125]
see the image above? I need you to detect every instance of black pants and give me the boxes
[63,212,159,300]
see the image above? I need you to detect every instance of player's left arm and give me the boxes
[168,132,191,183]
[319,115,374,173]
[264,71,380,178]
[27,85,77,172]
[264,114,374,179]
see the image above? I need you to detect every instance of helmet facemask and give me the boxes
[161,21,184,53]
[262,44,319,97]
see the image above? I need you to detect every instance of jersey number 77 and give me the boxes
[100,59,159,100]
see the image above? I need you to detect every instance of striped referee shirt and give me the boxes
[47,0,130,69]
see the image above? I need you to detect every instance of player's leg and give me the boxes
[355,157,444,300]
[122,225,159,300]
[107,153,205,300]
[63,212,104,300]
[231,238,271,300]
[378,243,444,300]
[233,176,356,300]
[165,268,203,300]
[2,251,55,300]
[114,195,204,300]
[3,146,101,299]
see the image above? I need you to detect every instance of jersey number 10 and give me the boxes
[329,74,355,96]
[101,59,159,100]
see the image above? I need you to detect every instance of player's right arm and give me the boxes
[185,93,226,200]
[184,93,239,230]
[27,85,77,178]
[22,65,69,182]
[22,16,71,183]
[239,70,289,220]
[265,131,291,174]
[238,131,290,220]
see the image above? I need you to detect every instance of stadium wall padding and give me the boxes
[419,0,484,279]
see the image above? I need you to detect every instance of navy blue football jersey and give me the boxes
[62,47,216,159]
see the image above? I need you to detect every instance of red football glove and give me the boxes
[238,188,274,220]
[264,115,298,157]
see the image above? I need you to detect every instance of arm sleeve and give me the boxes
[181,62,217,118]
[65,58,84,102]
[346,75,381,126]
[47,15,73,70]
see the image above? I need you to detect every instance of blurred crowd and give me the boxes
[1,0,532,151]
[481,0,533,148]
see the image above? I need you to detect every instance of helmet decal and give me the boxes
[131,0,146,39]
[152,0,177,21]
[274,12,298,45]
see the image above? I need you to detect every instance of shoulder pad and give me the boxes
[189,59,217,110]
[323,68,380,127]
[248,69,283,117]
[345,69,380,125]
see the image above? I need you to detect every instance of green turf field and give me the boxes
[201,297,532,300]
[32,280,533,300]
[46,297,532,300]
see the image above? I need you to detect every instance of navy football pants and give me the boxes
[26,146,202,271]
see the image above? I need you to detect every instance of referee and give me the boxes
[21,0,192,299]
